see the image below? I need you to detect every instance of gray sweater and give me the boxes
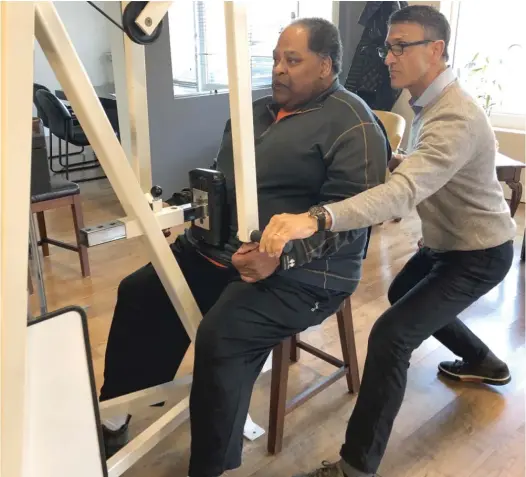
[325,80,517,251]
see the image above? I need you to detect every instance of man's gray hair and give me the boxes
[388,5,451,61]
[291,17,343,75]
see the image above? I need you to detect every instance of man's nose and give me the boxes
[384,51,396,67]
[273,60,286,76]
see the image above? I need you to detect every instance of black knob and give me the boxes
[150,185,163,198]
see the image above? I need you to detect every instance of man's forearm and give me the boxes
[324,176,415,232]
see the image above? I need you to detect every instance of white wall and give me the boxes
[33,1,113,94]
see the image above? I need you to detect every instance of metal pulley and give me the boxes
[122,1,163,45]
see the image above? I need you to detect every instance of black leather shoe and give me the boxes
[102,415,131,459]
[438,354,511,386]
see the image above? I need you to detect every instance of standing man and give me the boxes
[259,6,516,477]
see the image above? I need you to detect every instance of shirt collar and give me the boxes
[409,66,456,114]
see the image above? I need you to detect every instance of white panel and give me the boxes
[24,309,106,477]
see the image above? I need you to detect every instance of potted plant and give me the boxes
[460,52,503,117]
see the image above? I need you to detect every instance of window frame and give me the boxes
[441,1,525,131]
[168,1,336,99]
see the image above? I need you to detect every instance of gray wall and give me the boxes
[145,20,271,196]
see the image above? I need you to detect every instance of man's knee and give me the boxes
[195,308,235,361]
[117,272,138,300]
[387,279,406,306]
[195,297,257,362]
[368,312,411,362]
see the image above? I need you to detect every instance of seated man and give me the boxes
[99,18,388,477]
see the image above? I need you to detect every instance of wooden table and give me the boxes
[496,152,525,218]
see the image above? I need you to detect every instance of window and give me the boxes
[168,1,334,97]
[449,1,525,122]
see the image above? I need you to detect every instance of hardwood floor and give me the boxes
[28,178,525,477]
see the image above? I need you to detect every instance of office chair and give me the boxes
[35,89,105,183]
[33,83,86,161]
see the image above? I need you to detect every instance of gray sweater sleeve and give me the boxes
[325,109,476,232]
[287,121,386,267]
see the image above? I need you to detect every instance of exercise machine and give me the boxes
[0,2,278,476]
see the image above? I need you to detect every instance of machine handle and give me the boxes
[249,230,293,254]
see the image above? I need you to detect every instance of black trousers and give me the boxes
[340,240,514,474]
[99,236,348,476]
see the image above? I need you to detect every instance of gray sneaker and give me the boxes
[293,461,347,477]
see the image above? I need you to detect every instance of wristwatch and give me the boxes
[308,205,329,232]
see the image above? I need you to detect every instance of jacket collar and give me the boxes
[266,79,342,118]
[409,66,456,114]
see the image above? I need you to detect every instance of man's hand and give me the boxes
[232,242,280,283]
[259,212,317,258]
[388,152,406,172]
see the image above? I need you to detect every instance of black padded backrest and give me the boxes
[33,83,52,127]
[35,89,72,140]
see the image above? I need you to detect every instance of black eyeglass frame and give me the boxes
[377,40,434,59]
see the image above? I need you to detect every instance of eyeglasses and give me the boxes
[377,40,434,59]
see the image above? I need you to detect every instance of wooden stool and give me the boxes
[268,296,360,454]
[31,176,90,277]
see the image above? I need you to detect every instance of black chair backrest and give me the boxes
[33,83,52,128]
[35,89,72,140]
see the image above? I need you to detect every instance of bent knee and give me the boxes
[368,315,411,360]
[387,280,406,305]
[195,312,229,360]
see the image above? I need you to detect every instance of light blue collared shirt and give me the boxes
[409,66,456,114]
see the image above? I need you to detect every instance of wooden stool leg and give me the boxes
[337,300,360,394]
[290,333,300,362]
[71,194,90,277]
[268,338,291,455]
[36,211,50,257]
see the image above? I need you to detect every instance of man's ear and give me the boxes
[432,40,446,62]
[320,56,333,79]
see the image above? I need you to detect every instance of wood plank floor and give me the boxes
[28,178,525,477]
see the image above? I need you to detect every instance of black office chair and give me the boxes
[33,83,85,161]
[35,89,105,183]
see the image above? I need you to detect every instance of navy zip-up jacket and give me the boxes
[185,80,388,293]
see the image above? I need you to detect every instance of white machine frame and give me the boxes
[0,2,264,476]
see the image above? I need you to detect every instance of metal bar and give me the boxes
[99,376,192,419]
[79,205,190,247]
[107,397,190,477]
[223,2,259,242]
[28,213,48,315]
[105,2,133,164]
[0,4,35,476]
[122,1,153,192]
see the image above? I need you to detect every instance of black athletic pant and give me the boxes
[99,235,348,476]
[340,241,514,474]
